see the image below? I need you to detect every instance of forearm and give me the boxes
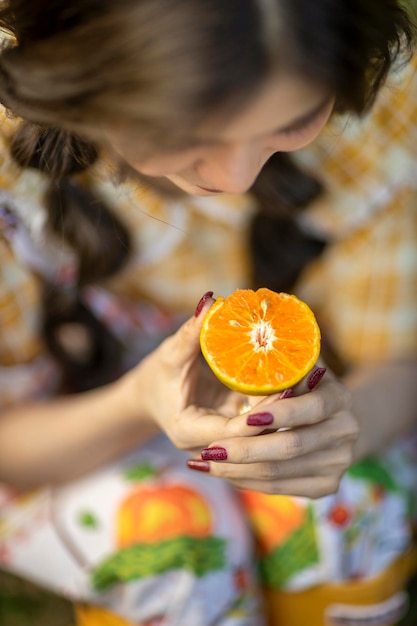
[345,359,417,461]
[0,377,159,489]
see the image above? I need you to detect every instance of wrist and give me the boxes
[110,366,157,433]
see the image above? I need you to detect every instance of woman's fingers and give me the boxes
[189,437,356,497]
[176,372,354,452]
[206,377,352,442]
[227,475,343,499]
[187,454,349,497]
[273,377,351,429]
[186,375,358,499]
[200,410,358,464]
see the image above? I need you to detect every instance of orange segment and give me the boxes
[200,288,320,395]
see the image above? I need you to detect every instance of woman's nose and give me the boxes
[195,141,273,194]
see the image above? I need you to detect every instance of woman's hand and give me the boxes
[120,292,246,454]
[190,366,359,498]
[121,293,358,499]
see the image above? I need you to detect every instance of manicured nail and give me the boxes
[195,291,214,317]
[308,367,327,390]
[247,412,274,426]
[201,446,228,461]
[187,460,210,473]
[280,388,294,399]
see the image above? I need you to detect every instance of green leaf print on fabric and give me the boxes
[347,458,399,492]
[91,536,226,590]
[123,462,157,482]
[78,511,100,529]
[258,505,319,589]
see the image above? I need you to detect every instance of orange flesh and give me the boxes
[200,288,320,395]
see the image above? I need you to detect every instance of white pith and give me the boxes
[249,321,276,352]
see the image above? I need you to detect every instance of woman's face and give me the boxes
[105,74,334,196]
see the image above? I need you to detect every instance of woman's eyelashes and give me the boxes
[277,118,316,137]
[273,98,332,138]
[275,110,323,137]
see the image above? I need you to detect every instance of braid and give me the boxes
[10,124,99,177]
[249,153,326,293]
[10,122,132,391]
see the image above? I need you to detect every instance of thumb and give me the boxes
[162,291,215,370]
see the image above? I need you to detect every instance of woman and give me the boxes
[0,1,415,624]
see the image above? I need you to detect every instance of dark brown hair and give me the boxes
[0,0,413,385]
[8,122,132,390]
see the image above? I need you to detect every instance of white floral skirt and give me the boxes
[0,435,265,626]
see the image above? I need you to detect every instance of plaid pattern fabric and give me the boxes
[0,237,61,407]
[295,55,417,366]
[0,238,43,366]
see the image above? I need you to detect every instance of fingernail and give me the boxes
[308,367,327,390]
[195,291,214,317]
[280,388,294,399]
[187,460,211,473]
[247,412,274,426]
[201,446,228,461]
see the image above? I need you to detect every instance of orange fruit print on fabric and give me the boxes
[200,288,321,395]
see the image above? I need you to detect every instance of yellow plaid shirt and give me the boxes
[295,55,417,366]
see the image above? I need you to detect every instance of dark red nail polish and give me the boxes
[247,412,274,426]
[308,367,327,390]
[195,291,214,317]
[280,388,294,399]
[201,446,228,461]
[187,460,210,472]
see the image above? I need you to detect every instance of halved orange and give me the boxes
[200,288,320,395]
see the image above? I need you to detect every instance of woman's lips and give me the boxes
[196,185,223,193]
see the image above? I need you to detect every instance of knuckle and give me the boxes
[281,401,298,425]
[349,417,360,441]
[329,474,342,494]
[238,442,253,464]
[328,473,342,494]
[257,481,281,495]
[301,392,327,424]
[281,430,304,459]
[335,411,360,443]
[312,476,340,499]
[226,416,245,437]
[318,379,351,417]
[257,463,280,481]
[265,484,281,495]
[339,446,354,470]
[311,391,327,418]
[332,380,352,411]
